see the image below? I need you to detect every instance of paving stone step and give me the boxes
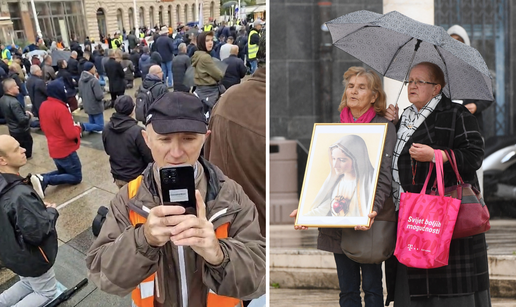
[271,249,516,298]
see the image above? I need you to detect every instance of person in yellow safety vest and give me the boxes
[247,19,263,74]
[203,24,213,32]
[85,92,266,307]
[140,31,145,39]
[1,44,12,65]
[111,32,122,49]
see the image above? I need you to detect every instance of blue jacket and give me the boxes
[139,54,152,79]
[154,34,175,62]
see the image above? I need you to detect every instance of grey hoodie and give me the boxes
[78,71,104,115]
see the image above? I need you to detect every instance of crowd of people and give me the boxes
[0,19,266,307]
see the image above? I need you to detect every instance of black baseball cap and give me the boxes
[145,92,207,134]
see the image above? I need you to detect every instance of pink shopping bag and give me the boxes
[394,150,461,269]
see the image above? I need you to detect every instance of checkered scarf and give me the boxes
[392,94,442,209]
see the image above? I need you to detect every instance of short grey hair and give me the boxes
[30,65,41,75]
[71,51,78,56]
[178,43,187,52]
[2,78,16,93]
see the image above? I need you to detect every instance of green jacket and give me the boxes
[191,51,223,86]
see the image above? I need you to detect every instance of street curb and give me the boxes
[270,249,516,297]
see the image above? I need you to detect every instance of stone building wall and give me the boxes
[84,0,220,41]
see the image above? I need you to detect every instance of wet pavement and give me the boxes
[0,79,142,306]
[270,288,516,307]
[270,220,516,305]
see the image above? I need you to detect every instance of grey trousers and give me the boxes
[0,268,57,307]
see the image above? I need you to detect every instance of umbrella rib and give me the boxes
[433,45,452,99]
[384,37,415,74]
[333,25,378,45]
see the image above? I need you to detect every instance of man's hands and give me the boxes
[143,190,224,266]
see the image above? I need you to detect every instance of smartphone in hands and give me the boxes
[159,165,196,215]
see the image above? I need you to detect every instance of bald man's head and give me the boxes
[149,65,163,76]
[30,65,42,76]
[0,135,27,173]
[230,45,239,55]
[2,78,19,96]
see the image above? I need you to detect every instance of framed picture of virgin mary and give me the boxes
[295,123,389,228]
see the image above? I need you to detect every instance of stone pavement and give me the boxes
[0,74,255,306]
[0,80,142,306]
[270,220,516,305]
[269,289,516,307]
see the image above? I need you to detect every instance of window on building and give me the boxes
[29,1,86,42]
[8,3,25,40]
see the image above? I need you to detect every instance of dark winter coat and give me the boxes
[150,52,162,65]
[104,58,126,93]
[0,93,30,134]
[56,67,77,97]
[139,53,152,80]
[221,55,246,90]
[387,94,488,300]
[141,74,168,99]
[94,55,105,75]
[127,34,139,49]
[78,71,104,115]
[121,59,135,81]
[171,52,191,92]
[102,113,153,182]
[67,57,80,76]
[26,75,47,118]
[462,99,494,136]
[154,34,175,62]
[187,43,197,58]
[0,173,59,278]
[130,51,141,78]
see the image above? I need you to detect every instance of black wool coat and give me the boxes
[105,58,126,93]
[388,94,489,299]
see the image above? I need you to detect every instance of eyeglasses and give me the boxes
[403,80,438,86]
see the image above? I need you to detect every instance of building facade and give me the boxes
[86,0,220,42]
[0,0,219,45]
[270,0,516,149]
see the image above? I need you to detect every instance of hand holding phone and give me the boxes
[159,165,196,215]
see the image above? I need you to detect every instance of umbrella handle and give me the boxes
[395,39,422,107]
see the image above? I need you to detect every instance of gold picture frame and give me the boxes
[295,123,388,228]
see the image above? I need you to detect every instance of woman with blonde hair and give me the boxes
[292,66,396,307]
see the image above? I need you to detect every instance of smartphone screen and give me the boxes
[159,165,196,215]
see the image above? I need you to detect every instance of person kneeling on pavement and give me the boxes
[86,92,266,307]
[32,78,83,195]
[102,95,153,189]
[78,62,104,134]
[0,135,59,307]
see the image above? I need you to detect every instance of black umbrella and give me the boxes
[45,278,88,307]
[326,10,494,103]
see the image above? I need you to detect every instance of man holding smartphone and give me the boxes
[86,92,265,307]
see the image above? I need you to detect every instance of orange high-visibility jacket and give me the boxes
[127,175,242,307]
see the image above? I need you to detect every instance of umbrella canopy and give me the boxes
[326,10,494,102]
[221,1,238,9]
[50,50,71,66]
[183,58,228,88]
